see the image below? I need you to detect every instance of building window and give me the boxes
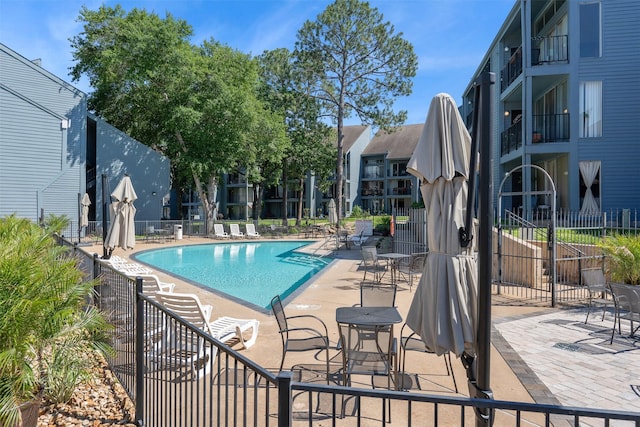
[579,161,600,214]
[579,81,602,138]
[580,2,601,58]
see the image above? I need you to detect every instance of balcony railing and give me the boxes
[361,189,384,197]
[500,46,522,92]
[501,122,523,156]
[532,113,570,143]
[532,35,568,65]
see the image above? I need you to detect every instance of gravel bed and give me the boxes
[38,355,136,427]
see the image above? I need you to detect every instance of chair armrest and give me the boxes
[286,314,329,335]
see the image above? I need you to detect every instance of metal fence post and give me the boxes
[135,277,144,426]
[276,371,293,427]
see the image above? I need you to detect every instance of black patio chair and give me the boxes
[270,295,330,383]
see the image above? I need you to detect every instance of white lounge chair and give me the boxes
[135,274,176,299]
[156,292,259,349]
[152,291,217,379]
[214,223,230,239]
[102,256,153,275]
[245,223,260,239]
[229,224,244,239]
[349,219,373,246]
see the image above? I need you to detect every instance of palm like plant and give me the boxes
[0,215,110,426]
[599,233,640,286]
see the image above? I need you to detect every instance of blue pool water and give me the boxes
[133,241,330,311]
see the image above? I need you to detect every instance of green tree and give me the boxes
[258,48,335,225]
[70,6,270,230]
[294,0,418,221]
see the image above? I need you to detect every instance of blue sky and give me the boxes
[0,0,514,126]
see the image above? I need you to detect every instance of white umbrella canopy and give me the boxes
[104,176,138,252]
[328,198,338,226]
[80,193,91,228]
[405,93,478,357]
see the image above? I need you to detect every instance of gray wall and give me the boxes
[574,0,640,211]
[95,118,170,221]
[0,44,86,222]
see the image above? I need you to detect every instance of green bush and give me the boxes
[0,215,111,425]
[350,205,366,218]
[599,234,640,286]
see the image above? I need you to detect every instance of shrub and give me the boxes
[0,215,111,426]
[599,233,640,286]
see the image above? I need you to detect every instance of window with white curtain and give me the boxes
[579,161,601,214]
[579,81,602,138]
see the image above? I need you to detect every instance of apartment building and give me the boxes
[217,123,425,220]
[461,0,640,215]
[360,124,423,214]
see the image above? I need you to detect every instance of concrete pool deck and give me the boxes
[83,235,640,418]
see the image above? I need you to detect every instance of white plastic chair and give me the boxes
[229,224,244,239]
[245,223,261,239]
[214,223,230,239]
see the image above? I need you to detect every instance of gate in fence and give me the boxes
[496,165,558,305]
[391,207,428,255]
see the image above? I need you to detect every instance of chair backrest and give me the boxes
[246,223,256,234]
[354,219,374,237]
[581,268,607,290]
[410,254,427,272]
[360,282,397,307]
[214,224,226,235]
[156,291,212,334]
[139,275,167,300]
[270,295,288,334]
[361,246,378,263]
[230,224,241,234]
[610,283,640,312]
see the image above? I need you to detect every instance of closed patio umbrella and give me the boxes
[405,93,478,357]
[80,193,91,228]
[104,175,138,253]
[328,198,338,226]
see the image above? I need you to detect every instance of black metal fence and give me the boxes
[496,208,639,305]
[56,237,639,426]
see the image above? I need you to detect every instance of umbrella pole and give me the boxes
[461,72,496,426]
[102,174,109,259]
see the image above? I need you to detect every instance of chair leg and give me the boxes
[324,345,330,385]
[445,353,458,393]
[585,297,592,324]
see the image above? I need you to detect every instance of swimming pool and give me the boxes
[133,241,331,312]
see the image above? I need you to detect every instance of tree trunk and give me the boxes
[281,166,288,226]
[296,177,305,226]
[252,184,262,220]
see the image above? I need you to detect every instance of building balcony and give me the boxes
[501,46,522,92]
[532,35,568,65]
[532,113,570,143]
[501,122,523,156]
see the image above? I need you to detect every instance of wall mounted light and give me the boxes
[504,111,510,117]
